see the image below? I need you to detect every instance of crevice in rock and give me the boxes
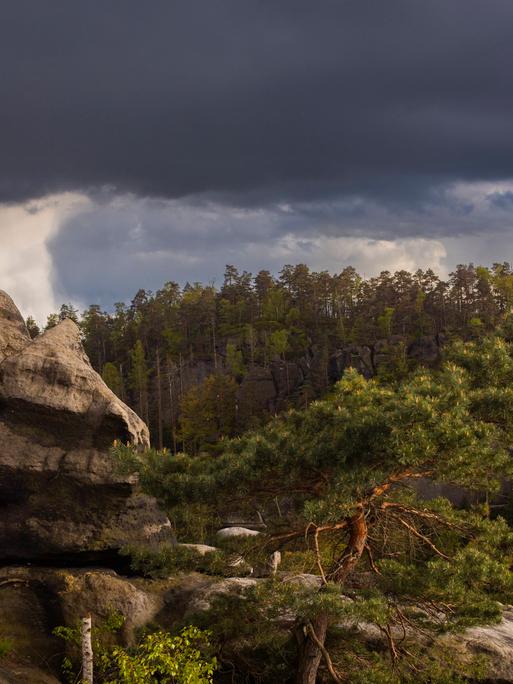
[0,550,135,575]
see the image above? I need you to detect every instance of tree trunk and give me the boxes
[156,348,163,450]
[81,615,93,684]
[296,505,368,682]
[212,318,218,370]
[167,360,177,455]
[295,613,328,684]
[331,504,367,583]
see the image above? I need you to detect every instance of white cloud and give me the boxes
[0,193,90,323]
[251,235,448,278]
[3,180,513,319]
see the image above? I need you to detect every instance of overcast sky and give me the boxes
[2,1,513,322]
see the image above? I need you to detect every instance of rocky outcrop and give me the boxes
[447,608,513,682]
[269,358,303,399]
[0,567,160,645]
[407,334,444,364]
[328,344,374,381]
[0,292,30,365]
[329,334,444,382]
[3,565,513,683]
[0,663,61,684]
[0,566,162,680]
[236,366,277,423]
[0,318,149,447]
[0,293,173,563]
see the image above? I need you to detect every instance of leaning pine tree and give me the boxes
[116,333,513,683]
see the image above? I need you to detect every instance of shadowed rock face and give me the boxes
[0,293,173,562]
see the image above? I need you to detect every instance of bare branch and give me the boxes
[305,621,344,683]
[394,516,451,560]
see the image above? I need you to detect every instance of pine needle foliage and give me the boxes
[113,333,513,681]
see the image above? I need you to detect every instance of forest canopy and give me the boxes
[36,262,513,452]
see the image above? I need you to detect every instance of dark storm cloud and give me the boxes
[2,0,513,206]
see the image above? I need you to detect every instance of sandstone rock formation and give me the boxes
[328,334,444,383]
[0,292,30,364]
[216,526,261,539]
[177,543,219,555]
[0,566,161,646]
[3,563,513,683]
[0,292,173,563]
[236,366,277,423]
[448,607,513,682]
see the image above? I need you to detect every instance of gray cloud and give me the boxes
[47,184,513,308]
[1,1,513,206]
[4,1,513,317]
[488,191,513,210]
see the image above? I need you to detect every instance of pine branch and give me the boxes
[393,516,451,559]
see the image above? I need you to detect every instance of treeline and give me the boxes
[31,262,513,450]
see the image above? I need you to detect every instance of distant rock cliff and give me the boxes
[0,290,173,563]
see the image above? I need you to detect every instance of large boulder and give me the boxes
[448,608,513,682]
[0,295,172,562]
[184,577,260,616]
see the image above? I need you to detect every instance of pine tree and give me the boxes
[116,331,513,682]
[102,362,124,398]
[25,316,40,338]
[129,340,149,422]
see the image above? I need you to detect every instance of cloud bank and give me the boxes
[1,1,513,205]
[1,1,513,317]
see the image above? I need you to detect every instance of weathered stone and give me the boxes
[178,543,219,556]
[0,296,173,562]
[407,334,441,364]
[184,577,260,616]
[0,319,148,447]
[441,609,513,682]
[216,527,261,539]
[0,291,30,365]
[236,366,277,423]
[281,573,324,590]
[270,359,303,398]
[328,345,374,382]
[0,566,162,680]
[0,663,61,684]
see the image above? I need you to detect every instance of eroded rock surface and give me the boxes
[0,318,149,447]
[0,291,30,365]
[0,294,172,562]
[0,566,162,680]
[447,608,513,682]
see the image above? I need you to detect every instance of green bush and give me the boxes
[0,637,13,659]
[53,617,216,684]
[108,627,216,684]
[119,545,228,579]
